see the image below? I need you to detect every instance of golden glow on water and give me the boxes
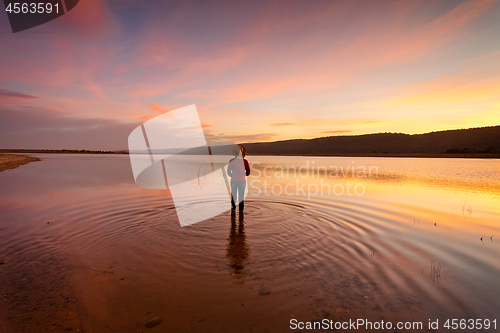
[248,156,500,239]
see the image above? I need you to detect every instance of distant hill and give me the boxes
[243,125,500,156]
[2,125,498,158]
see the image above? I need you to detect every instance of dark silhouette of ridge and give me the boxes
[242,125,500,156]
[1,125,498,158]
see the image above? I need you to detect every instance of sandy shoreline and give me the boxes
[0,246,81,333]
[0,154,40,173]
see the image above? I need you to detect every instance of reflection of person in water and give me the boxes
[227,214,248,276]
[227,144,250,215]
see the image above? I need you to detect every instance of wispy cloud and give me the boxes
[204,130,277,144]
[149,103,170,113]
[0,89,39,99]
[270,122,295,127]
[317,130,353,134]
[0,106,138,150]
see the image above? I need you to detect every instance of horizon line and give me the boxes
[0,124,499,151]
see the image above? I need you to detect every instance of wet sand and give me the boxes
[0,154,40,173]
[0,245,81,332]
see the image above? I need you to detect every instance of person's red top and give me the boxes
[227,158,250,182]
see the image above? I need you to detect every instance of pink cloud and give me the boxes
[52,0,122,39]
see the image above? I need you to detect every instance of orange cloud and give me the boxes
[204,129,277,144]
[317,130,353,134]
[149,103,169,113]
[270,122,295,126]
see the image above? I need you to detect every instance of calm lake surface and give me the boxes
[0,154,499,332]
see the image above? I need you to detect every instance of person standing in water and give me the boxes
[227,144,250,215]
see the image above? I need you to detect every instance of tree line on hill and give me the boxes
[242,125,500,156]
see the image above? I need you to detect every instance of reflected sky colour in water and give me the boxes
[0,154,498,331]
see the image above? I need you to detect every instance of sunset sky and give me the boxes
[1,0,500,150]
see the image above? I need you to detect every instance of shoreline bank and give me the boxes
[0,154,40,173]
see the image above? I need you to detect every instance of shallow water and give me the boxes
[0,154,499,332]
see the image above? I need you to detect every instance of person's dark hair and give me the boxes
[232,144,246,157]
